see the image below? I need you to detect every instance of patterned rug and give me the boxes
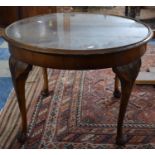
[1,45,155,149]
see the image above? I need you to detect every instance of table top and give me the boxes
[4,13,153,55]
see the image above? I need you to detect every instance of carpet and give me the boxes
[1,45,155,149]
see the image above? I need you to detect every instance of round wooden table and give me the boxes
[3,13,153,145]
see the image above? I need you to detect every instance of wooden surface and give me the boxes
[0,7,19,27]
[0,6,57,27]
[18,6,57,18]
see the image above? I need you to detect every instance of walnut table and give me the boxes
[3,13,153,145]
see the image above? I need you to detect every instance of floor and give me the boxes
[0,37,12,110]
[0,7,155,110]
[73,6,155,20]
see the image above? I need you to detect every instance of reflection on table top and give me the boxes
[5,13,151,53]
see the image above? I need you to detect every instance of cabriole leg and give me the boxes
[113,75,121,98]
[9,56,32,143]
[42,67,49,96]
[112,59,141,145]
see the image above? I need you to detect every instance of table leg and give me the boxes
[9,56,32,143]
[113,75,121,98]
[42,67,49,96]
[112,59,141,145]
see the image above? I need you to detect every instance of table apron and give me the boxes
[8,44,146,70]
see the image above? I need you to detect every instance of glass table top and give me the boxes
[5,13,152,52]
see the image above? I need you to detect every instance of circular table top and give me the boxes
[4,13,153,55]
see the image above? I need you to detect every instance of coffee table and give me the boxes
[3,13,153,145]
